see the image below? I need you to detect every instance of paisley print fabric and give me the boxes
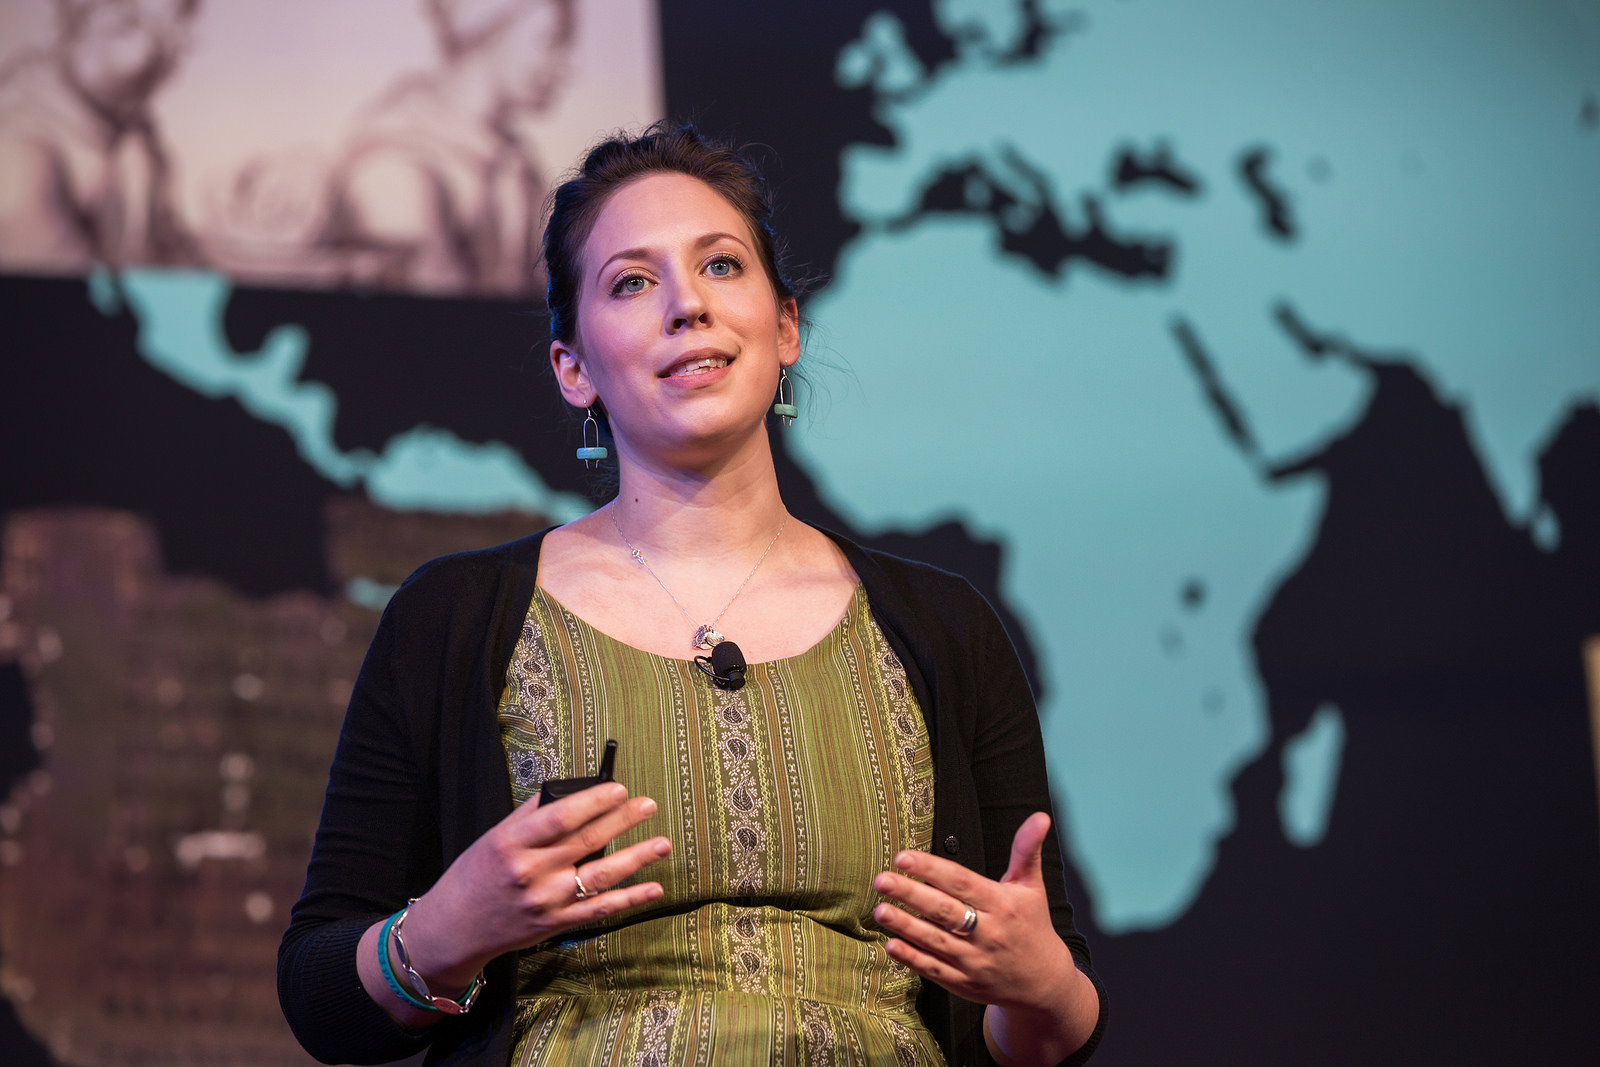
[497,585,943,1066]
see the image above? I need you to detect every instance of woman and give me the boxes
[279,123,1106,1066]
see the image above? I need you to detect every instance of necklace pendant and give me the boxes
[693,626,724,651]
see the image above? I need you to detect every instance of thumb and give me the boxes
[1001,812,1052,887]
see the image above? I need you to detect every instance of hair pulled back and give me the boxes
[542,121,798,344]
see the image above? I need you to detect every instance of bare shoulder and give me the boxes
[535,511,628,601]
[781,521,857,592]
[730,521,858,661]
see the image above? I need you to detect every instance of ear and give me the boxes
[550,339,598,408]
[777,297,801,368]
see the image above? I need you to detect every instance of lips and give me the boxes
[661,352,733,378]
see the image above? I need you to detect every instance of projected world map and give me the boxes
[89,0,1600,941]
[795,0,1600,931]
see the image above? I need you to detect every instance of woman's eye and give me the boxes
[706,255,741,278]
[613,274,649,295]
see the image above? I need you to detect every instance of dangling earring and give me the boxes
[772,367,798,425]
[576,407,608,467]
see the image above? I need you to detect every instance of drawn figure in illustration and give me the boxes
[216,0,575,296]
[0,0,204,274]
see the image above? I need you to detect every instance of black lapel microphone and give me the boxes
[695,640,747,691]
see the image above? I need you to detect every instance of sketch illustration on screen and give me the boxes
[0,0,205,274]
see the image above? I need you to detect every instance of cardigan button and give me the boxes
[942,835,960,855]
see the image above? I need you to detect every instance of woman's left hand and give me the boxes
[872,812,1096,1061]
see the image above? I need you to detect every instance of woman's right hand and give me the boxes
[356,782,670,1025]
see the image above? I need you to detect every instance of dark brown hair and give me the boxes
[542,121,799,345]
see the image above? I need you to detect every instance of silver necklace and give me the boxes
[609,504,788,650]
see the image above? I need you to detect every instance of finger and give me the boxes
[873,870,975,932]
[530,789,658,857]
[543,798,661,869]
[882,934,975,999]
[548,838,673,930]
[579,836,673,893]
[514,781,631,846]
[557,879,666,927]
[872,900,973,962]
[886,848,986,905]
[1001,811,1051,887]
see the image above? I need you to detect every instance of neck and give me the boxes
[608,429,789,567]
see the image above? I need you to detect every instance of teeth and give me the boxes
[671,357,729,377]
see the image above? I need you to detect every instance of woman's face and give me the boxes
[552,172,799,469]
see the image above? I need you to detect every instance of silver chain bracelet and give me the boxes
[388,899,485,1015]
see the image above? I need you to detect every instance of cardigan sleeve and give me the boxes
[277,573,452,1065]
[959,584,1108,1066]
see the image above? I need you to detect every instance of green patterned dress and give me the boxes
[496,584,947,1066]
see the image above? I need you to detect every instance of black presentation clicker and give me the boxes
[538,740,619,865]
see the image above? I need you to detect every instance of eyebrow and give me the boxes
[592,231,753,288]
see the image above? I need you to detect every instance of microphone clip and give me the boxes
[694,639,747,691]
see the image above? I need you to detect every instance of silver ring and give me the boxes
[573,870,593,900]
[950,905,978,937]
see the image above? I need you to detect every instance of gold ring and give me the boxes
[574,870,593,899]
[950,905,978,937]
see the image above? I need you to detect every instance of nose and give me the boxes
[666,273,712,334]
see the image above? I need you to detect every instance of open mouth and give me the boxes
[664,356,731,378]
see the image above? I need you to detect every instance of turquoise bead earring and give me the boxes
[576,407,608,466]
[772,368,798,425]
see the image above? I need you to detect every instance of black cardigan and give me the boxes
[279,527,1107,1066]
